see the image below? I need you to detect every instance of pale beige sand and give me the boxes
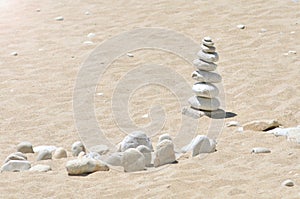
[0,0,300,198]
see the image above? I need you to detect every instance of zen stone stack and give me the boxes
[188,37,221,112]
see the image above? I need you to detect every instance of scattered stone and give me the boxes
[226,121,240,127]
[17,141,34,153]
[83,41,94,45]
[251,147,271,154]
[66,158,109,175]
[33,145,57,153]
[55,16,64,21]
[191,70,222,83]
[188,96,220,111]
[288,50,297,55]
[158,134,173,143]
[89,145,109,155]
[78,151,86,159]
[96,92,104,96]
[87,33,96,38]
[11,52,18,56]
[127,53,134,57]
[192,82,219,98]
[84,152,101,160]
[154,139,176,167]
[282,179,295,187]
[136,145,152,167]
[119,131,153,152]
[84,11,90,15]
[53,147,67,159]
[237,24,246,29]
[1,160,31,172]
[4,152,27,163]
[237,127,244,133]
[141,114,149,118]
[104,152,123,166]
[290,31,295,34]
[181,135,216,156]
[71,141,85,157]
[193,59,217,71]
[36,150,52,161]
[36,9,41,12]
[243,119,280,131]
[260,28,267,33]
[182,106,205,119]
[29,164,51,172]
[121,148,145,172]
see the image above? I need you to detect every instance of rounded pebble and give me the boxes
[29,164,51,172]
[251,147,271,154]
[237,24,246,29]
[36,150,52,161]
[55,16,64,21]
[192,82,219,98]
[53,147,67,159]
[154,139,176,167]
[17,141,34,153]
[71,141,85,157]
[282,179,295,187]
[122,148,145,172]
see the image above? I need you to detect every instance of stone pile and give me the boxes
[188,37,222,113]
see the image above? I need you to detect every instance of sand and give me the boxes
[0,0,300,198]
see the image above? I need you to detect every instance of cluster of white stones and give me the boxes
[188,37,222,112]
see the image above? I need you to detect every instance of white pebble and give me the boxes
[127,53,134,57]
[226,121,240,127]
[83,41,94,45]
[237,24,246,29]
[282,179,295,187]
[141,114,149,118]
[84,11,90,15]
[29,164,51,172]
[87,33,96,38]
[11,52,18,56]
[251,147,271,154]
[288,50,297,55]
[96,92,104,96]
[290,31,295,34]
[55,16,64,21]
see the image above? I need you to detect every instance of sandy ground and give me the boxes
[0,0,300,198]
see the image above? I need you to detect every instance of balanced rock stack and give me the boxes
[188,37,222,112]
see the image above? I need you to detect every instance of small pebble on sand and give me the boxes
[55,16,64,21]
[237,24,246,29]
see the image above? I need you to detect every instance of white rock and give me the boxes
[282,179,295,187]
[237,24,246,29]
[96,92,104,96]
[191,70,222,83]
[141,114,149,118]
[11,52,18,56]
[104,152,123,166]
[33,145,57,153]
[53,147,67,159]
[158,134,172,143]
[288,50,297,55]
[197,51,219,62]
[66,158,109,175]
[286,127,300,143]
[181,135,216,156]
[202,37,214,47]
[126,53,134,57]
[36,150,52,161]
[55,16,64,21]
[87,33,96,38]
[89,145,109,155]
[84,152,101,160]
[266,127,291,137]
[136,145,152,167]
[226,121,240,127]
[1,160,31,172]
[182,106,205,119]
[29,164,51,172]
[154,140,176,167]
[193,59,217,71]
[251,147,271,154]
[188,96,220,111]
[4,152,27,163]
[203,36,212,42]
[201,44,216,53]
[78,151,86,159]
[83,41,94,45]
[120,131,153,152]
[243,119,280,131]
[84,11,90,15]
[121,148,145,172]
[17,141,34,153]
[71,141,85,157]
[192,82,219,98]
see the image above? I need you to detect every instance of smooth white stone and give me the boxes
[84,11,90,15]
[4,152,27,163]
[282,179,295,187]
[53,147,67,159]
[251,147,271,154]
[104,152,123,166]
[188,96,220,111]
[203,36,212,42]
[197,50,219,62]
[17,141,34,153]
[126,53,134,57]
[243,119,280,131]
[1,160,31,172]
[154,140,176,167]
[33,145,57,153]
[77,151,86,159]
[286,127,300,143]
[55,16,64,21]
[181,135,216,156]
[84,152,101,160]
[201,44,216,53]
[29,164,51,172]
[191,70,222,83]
[141,114,149,118]
[11,52,18,56]
[121,148,145,172]
[136,145,152,167]
[202,38,214,46]
[193,59,217,71]
[89,145,109,155]
[288,50,297,55]
[71,141,85,157]
[182,107,205,119]
[226,121,240,127]
[237,24,246,29]
[266,127,289,136]
[36,150,52,161]
[120,131,153,152]
[66,158,109,175]
[192,82,219,98]
[87,33,96,38]
[83,41,94,45]
[158,134,172,143]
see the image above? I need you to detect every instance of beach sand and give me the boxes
[0,0,299,198]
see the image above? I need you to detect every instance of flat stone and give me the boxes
[136,145,152,167]
[53,147,67,159]
[191,70,222,83]
[226,121,240,127]
[243,119,280,131]
[55,16,64,21]
[201,44,216,53]
[193,59,217,71]
[188,96,220,111]
[36,150,52,161]
[121,148,145,172]
[182,107,205,119]
[17,141,34,153]
[154,140,176,167]
[282,179,295,187]
[71,141,86,157]
[202,38,214,47]
[33,145,57,153]
[120,131,153,152]
[29,164,51,172]
[251,147,271,154]
[4,152,27,163]
[197,50,219,62]
[89,145,109,155]
[181,135,217,156]
[192,82,219,98]
[66,158,109,175]
[1,160,31,172]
